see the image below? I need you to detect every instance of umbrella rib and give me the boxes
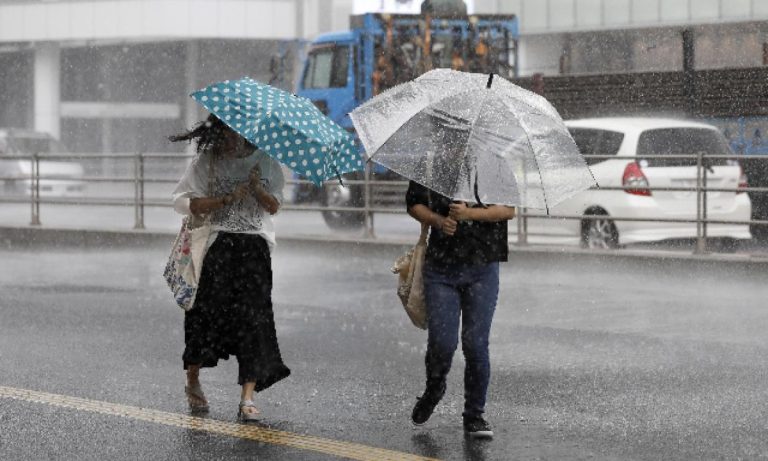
[496,89,598,207]
[490,88,596,207]
[499,97,551,214]
[363,86,480,161]
[429,108,472,126]
[489,79,562,121]
[455,91,492,205]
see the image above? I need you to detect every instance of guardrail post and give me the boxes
[30,154,41,226]
[516,207,528,245]
[695,151,706,254]
[133,152,145,230]
[363,160,374,238]
[702,155,709,251]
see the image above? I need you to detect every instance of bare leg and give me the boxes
[187,365,201,385]
[240,381,259,416]
[185,365,208,409]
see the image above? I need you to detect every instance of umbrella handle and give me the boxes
[474,170,487,208]
[333,165,344,186]
[486,73,494,89]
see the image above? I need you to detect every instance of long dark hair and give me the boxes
[169,114,248,156]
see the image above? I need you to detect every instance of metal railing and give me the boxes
[1,152,768,254]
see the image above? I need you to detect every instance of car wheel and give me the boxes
[751,225,768,244]
[581,214,619,249]
[321,181,365,230]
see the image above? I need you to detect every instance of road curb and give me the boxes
[0,226,177,248]
[2,225,767,270]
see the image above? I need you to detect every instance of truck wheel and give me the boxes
[321,181,365,230]
[292,181,321,204]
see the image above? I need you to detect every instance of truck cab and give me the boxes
[300,32,359,133]
[296,11,519,229]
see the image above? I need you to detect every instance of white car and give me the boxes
[523,118,751,248]
[0,129,85,197]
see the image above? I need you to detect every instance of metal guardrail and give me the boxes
[1,152,768,254]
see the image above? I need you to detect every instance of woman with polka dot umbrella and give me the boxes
[192,77,363,185]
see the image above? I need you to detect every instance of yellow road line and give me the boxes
[0,385,439,461]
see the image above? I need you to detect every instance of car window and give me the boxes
[637,128,731,167]
[568,128,624,166]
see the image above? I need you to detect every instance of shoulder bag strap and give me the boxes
[195,153,215,227]
[418,155,433,245]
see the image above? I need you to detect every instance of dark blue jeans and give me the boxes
[422,261,500,419]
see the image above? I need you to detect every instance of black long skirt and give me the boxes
[183,232,290,390]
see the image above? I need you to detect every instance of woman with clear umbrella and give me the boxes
[352,68,596,438]
[405,163,515,439]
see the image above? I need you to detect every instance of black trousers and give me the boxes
[183,233,290,390]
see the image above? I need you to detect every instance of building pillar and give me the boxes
[318,0,333,34]
[33,42,61,139]
[682,28,697,116]
[295,0,305,39]
[185,41,200,153]
[185,41,200,128]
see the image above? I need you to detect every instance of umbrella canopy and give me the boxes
[192,77,363,185]
[350,69,597,211]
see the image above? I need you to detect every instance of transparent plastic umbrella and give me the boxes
[350,69,597,211]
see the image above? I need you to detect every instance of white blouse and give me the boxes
[172,149,285,253]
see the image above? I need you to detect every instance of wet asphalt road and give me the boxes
[1,240,768,460]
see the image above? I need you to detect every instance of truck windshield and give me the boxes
[303,45,349,89]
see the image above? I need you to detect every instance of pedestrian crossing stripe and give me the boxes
[0,385,439,461]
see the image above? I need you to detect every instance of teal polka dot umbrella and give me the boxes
[191,77,363,185]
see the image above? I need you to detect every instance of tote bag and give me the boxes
[163,216,212,311]
[392,223,429,329]
[163,155,214,311]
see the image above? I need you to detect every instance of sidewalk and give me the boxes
[2,201,767,265]
[3,225,768,273]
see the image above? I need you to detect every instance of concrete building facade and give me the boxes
[1,0,767,153]
[0,0,320,153]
